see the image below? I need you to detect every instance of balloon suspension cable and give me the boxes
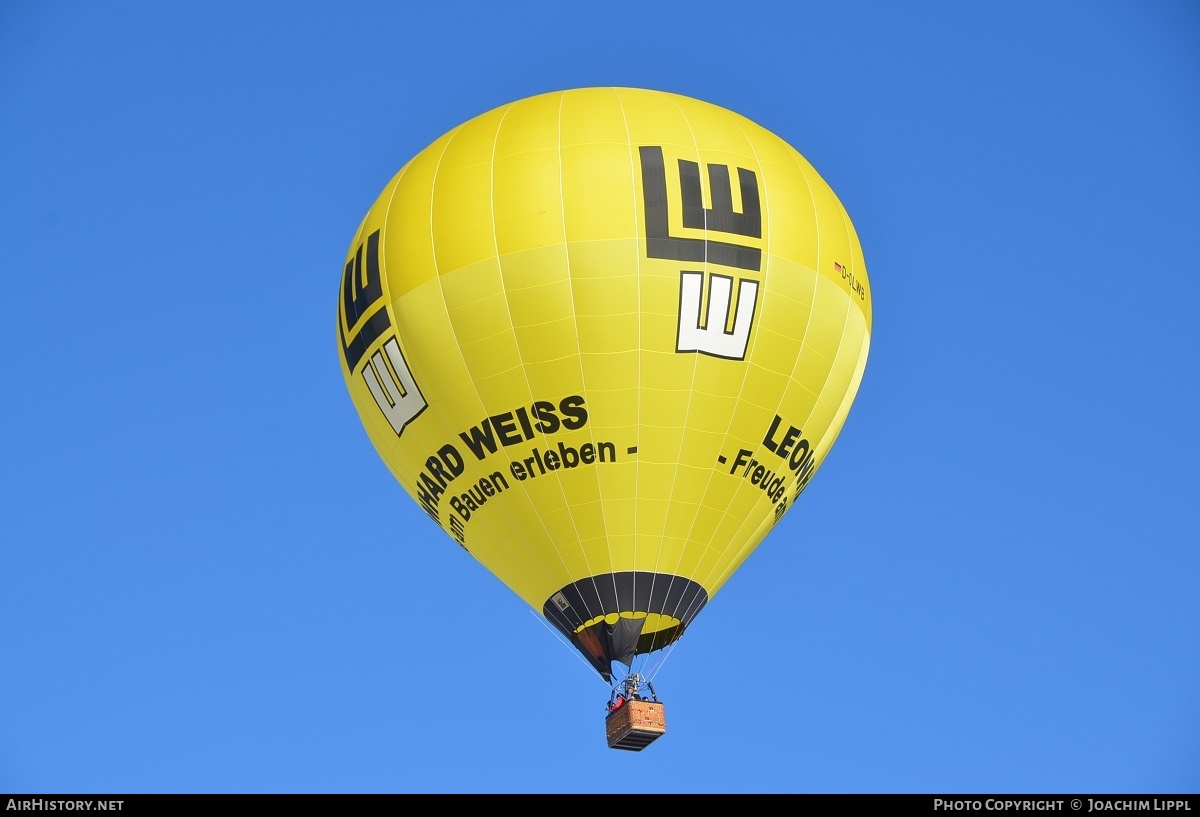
[606,672,662,711]
[525,607,608,679]
[527,605,681,694]
[599,624,686,708]
[625,636,679,687]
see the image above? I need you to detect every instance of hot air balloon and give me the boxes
[336,87,871,750]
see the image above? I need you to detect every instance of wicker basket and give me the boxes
[605,700,667,751]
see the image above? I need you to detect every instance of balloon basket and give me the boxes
[605,700,666,751]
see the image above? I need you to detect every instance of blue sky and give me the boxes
[2,0,1197,795]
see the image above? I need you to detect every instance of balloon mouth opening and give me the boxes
[576,612,685,660]
[576,611,681,633]
[541,571,708,681]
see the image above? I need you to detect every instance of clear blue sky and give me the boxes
[2,0,1197,795]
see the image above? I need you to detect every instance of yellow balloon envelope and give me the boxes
[336,88,871,681]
